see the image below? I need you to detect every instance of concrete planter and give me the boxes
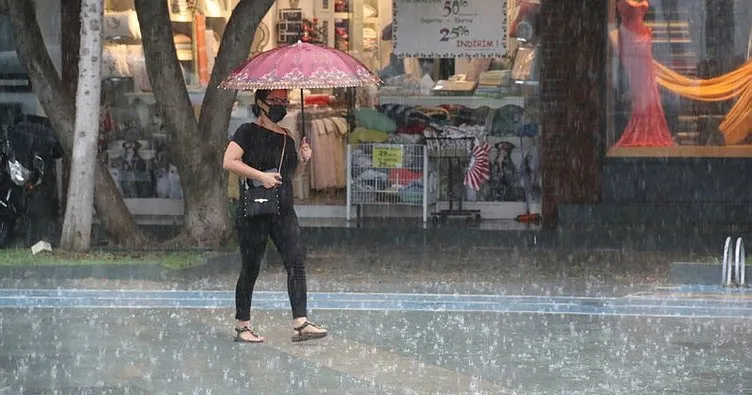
[669,261,722,285]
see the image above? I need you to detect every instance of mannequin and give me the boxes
[609,0,674,147]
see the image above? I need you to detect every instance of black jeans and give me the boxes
[235,209,307,321]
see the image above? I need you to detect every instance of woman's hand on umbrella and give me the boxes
[260,172,282,189]
[300,137,312,162]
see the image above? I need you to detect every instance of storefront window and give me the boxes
[272,0,387,206]
[339,0,542,220]
[606,0,752,157]
[0,14,40,124]
[276,0,542,219]
[7,0,544,220]
[100,0,246,201]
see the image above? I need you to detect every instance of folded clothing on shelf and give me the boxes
[349,128,390,144]
[104,10,142,40]
[354,108,398,133]
[396,179,425,204]
[377,104,431,128]
[174,34,193,61]
[388,168,422,186]
[478,70,510,86]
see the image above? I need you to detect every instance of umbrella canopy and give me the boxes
[220,41,382,90]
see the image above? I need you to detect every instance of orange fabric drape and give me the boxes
[653,60,752,145]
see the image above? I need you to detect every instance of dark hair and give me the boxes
[251,89,273,117]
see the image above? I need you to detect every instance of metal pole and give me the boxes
[423,145,428,223]
[736,237,745,286]
[299,88,306,138]
[346,144,352,221]
[722,236,732,286]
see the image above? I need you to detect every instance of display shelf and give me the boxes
[322,0,383,71]
[434,201,532,219]
[104,0,231,89]
[378,95,525,109]
[607,145,752,158]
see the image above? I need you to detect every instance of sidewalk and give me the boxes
[1,246,750,394]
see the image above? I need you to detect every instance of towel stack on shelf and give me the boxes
[475,70,507,98]
[173,34,193,61]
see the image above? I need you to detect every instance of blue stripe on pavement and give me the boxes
[0,288,751,319]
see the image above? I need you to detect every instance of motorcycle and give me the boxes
[0,115,63,248]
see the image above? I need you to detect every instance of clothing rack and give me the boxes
[425,137,481,224]
[300,106,350,192]
[297,107,348,122]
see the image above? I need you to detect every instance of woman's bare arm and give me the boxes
[222,141,266,182]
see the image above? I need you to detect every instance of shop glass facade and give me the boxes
[285,0,543,221]
[605,0,752,158]
[0,0,543,222]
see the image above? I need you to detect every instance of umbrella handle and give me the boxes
[299,88,306,139]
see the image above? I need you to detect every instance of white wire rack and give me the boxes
[346,143,436,222]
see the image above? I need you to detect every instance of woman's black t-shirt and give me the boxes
[231,122,298,210]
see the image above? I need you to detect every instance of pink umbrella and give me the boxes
[220,40,381,138]
[219,40,381,90]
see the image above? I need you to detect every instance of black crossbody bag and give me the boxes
[241,133,287,218]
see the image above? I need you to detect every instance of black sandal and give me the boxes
[234,326,264,343]
[291,321,328,342]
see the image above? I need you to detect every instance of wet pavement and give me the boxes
[0,247,750,394]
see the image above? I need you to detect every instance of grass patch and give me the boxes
[0,249,215,269]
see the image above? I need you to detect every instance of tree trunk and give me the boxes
[60,0,81,97]
[198,0,277,164]
[134,0,275,247]
[60,0,82,214]
[193,0,276,246]
[6,0,148,248]
[60,0,103,252]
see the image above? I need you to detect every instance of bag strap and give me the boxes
[278,130,288,171]
[244,130,288,190]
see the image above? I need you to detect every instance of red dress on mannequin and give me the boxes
[614,0,674,147]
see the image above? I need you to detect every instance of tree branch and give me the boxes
[8,0,74,149]
[199,0,277,162]
[7,0,147,247]
[134,0,236,246]
[133,0,203,174]
[133,0,276,246]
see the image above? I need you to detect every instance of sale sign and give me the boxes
[393,0,508,58]
[372,145,405,168]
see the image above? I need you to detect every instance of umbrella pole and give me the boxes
[300,88,306,138]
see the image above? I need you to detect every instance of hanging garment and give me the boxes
[321,118,340,189]
[309,119,326,190]
[331,117,349,188]
[614,24,674,147]
[308,117,340,191]
[653,59,752,145]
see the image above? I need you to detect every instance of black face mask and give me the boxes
[261,101,287,123]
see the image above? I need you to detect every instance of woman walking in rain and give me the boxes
[223,88,327,343]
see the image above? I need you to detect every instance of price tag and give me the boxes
[394,0,507,58]
[372,145,404,168]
